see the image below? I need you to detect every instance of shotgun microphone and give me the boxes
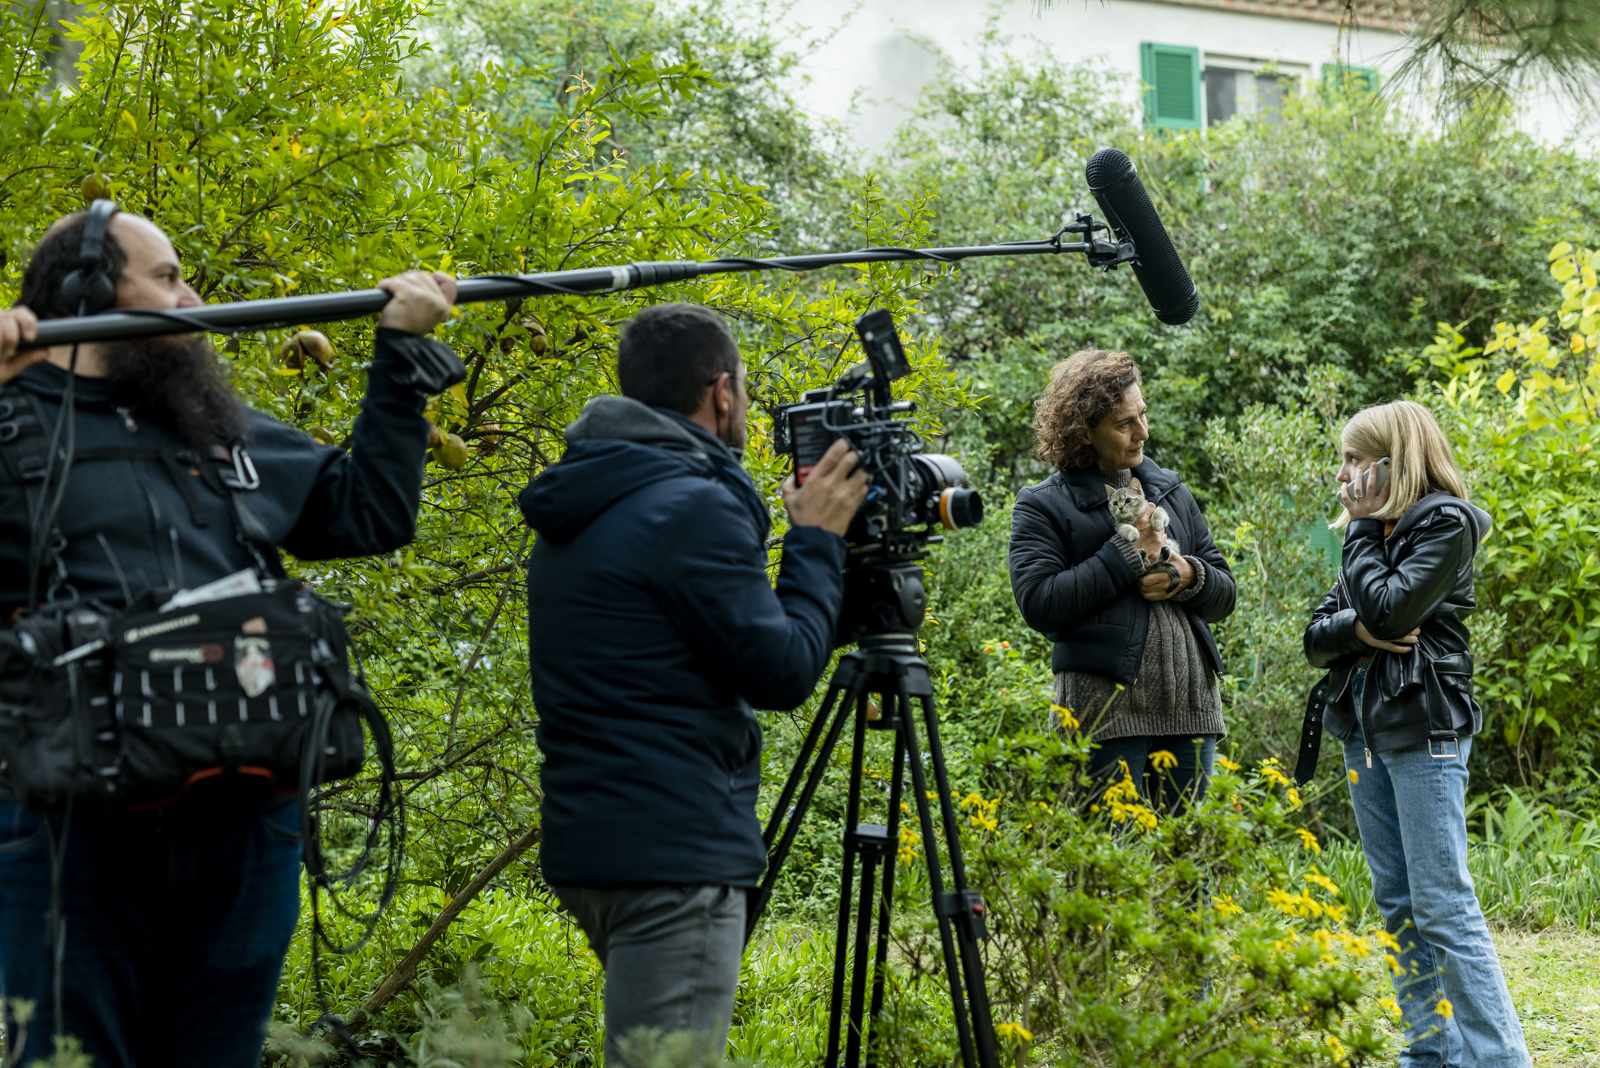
[1085,147,1200,326]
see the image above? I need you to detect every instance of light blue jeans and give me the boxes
[1344,669,1530,1068]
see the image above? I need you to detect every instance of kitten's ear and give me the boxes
[1129,477,1142,494]
[1105,485,1116,498]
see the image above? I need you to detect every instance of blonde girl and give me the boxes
[1303,400,1529,1068]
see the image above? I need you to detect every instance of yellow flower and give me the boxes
[1266,887,1326,919]
[1386,953,1405,978]
[1295,828,1322,854]
[1287,787,1303,809]
[1211,894,1244,917]
[1436,997,1453,1019]
[1258,758,1291,788]
[1302,867,1339,895]
[1375,929,1401,952]
[1049,703,1079,730]
[995,1022,1033,1045]
[1149,749,1178,772]
[1216,756,1240,771]
[1378,995,1401,1019]
[1348,768,1359,785]
[1324,1034,1348,1062]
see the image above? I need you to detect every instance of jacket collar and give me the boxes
[1390,491,1492,544]
[1057,458,1180,512]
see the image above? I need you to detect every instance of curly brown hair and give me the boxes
[1032,349,1143,471]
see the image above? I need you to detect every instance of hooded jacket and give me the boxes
[1008,459,1236,683]
[1303,492,1492,754]
[0,328,441,615]
[519,396,846,888]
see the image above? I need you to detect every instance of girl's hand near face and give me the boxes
[1338,460,1390,520]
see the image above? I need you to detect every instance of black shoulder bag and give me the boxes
[0,385,390,814]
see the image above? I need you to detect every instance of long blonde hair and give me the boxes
[1333,400,1467,528]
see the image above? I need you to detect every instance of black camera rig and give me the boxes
[773,309,983,644]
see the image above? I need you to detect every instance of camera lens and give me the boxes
[938,487,983,530]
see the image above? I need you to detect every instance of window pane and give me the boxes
[1204,67,1237,126]
[1255,73,1293,121]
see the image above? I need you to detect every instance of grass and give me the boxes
[1497,929,1600,1067]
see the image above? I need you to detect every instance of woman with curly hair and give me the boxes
[1009,349,1236,807]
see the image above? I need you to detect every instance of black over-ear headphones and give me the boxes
[59,197,120,317]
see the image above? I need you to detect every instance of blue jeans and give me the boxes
[0,785,303,1068]
[1343,675,1529,1067]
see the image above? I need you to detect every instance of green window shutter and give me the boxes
[1141,43,1202,129]
[1322,63,1378,95]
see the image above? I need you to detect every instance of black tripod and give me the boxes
[747,605,1000,1068]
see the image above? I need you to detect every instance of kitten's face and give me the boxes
[1105,478,1146,522]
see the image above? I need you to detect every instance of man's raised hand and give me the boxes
[376,271,457,335]
[783,437,870,537]
[0,308,46,384]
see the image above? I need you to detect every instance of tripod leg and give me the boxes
[845,843,881,1068]
[920,691,1001,1068]
[749,657,867,942]
[895,676,981,1068]
[865,731,906,1068]
[826,679,873,1068]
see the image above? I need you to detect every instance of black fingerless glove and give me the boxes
[374,327,467,394]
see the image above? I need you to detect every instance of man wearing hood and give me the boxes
[519,302,867,1064]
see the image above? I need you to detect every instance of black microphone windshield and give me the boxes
[1085,148,1200,326]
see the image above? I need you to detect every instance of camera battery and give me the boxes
[787,400,852,485]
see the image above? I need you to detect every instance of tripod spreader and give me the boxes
[749,629,999,1068]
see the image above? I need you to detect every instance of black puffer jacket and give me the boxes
[1009,459,1236,684]
[1303,492,1492,754]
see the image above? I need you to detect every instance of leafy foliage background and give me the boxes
[5,1,1600,1065]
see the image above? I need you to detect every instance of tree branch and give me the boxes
[344,824,541,1032]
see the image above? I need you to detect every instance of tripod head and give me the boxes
[837,562,928,648]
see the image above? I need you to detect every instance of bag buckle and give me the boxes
[1429,733,1459,760]
[221,444,260,491]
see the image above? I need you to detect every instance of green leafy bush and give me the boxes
[892,725,1387,1068]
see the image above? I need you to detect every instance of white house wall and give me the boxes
[774,0,1591,152]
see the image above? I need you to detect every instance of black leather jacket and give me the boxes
[1303,492,1491,754]
[1009,459,1236,684]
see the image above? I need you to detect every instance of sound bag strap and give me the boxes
[0,386,69,601]
[1293,674,1330,786]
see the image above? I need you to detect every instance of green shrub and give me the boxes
[894,724,1389,1068]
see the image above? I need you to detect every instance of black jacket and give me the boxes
[1303,493,1491,754]
[0,328,441,614]
[520,397,846,889]
[1009,460,1236,684]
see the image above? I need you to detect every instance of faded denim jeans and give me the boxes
[1344,667,1530,1068]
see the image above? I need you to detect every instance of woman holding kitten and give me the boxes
[1303,401,1528,1068]
[1009,348,1236,808]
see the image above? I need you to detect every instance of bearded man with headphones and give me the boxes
[0,202,463,1066]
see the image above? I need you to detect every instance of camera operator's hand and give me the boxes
[377,271,457,335]
[0,307,46,384]
[783,438,869,537]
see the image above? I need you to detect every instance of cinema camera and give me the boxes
[773,309,982,644]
